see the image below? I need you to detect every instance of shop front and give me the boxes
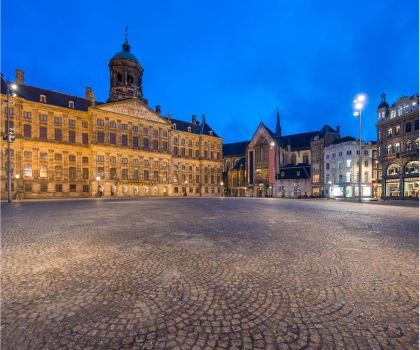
[312,187,320,197]
[386,178,400,197]
[404,177,419,198]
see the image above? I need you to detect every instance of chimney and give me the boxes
[156,105,161,114]
[192,115,196,123]
[337,125,340,133]
[16,69,24,84]
[86,87,92,99]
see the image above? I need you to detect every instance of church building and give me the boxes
[1,34,223,199]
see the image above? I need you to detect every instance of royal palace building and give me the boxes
[1,37,223,199]
[376,92,419,199]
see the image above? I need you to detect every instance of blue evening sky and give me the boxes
[2,0,418,144]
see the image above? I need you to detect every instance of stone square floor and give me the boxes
[1,198,419,350]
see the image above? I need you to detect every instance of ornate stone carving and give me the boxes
[98,101,167,124]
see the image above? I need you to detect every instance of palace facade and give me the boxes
[1,37,223,199]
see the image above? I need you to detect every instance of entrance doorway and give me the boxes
[258,188,262,197]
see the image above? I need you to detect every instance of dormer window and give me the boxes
[69,101,74,108]
[297,171,300,176]
[187,127,191,132]
[281,172,284,177]
[209,130,213,135]
[173,124,176,129]
[40,94,46,102]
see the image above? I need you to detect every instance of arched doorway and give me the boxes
[258,188,262,197]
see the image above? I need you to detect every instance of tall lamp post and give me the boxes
[96,176,100,197]
[184,180,187,196]
[353,94,366,203]
[220,182,224,197]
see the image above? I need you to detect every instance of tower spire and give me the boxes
[275,98,281,141]
[122,26,130,52]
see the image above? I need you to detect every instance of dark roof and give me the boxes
[1,77,103,111]
[277,165,311,180]
[378,102,389,109]
[164,117,220,138]
[233,157,246,170]
[223,141,247,156]
[369,141,377,145]
[283,130,319,149]
[330,136,358,145]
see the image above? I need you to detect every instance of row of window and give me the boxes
[325,172,369,183]
[378,104,418,121]
[6,183,89,193]
[386,161,419,176]
[325,150,369,158]
[325,159,370,170]
[384,120,419,139]
[385,139,419,154]
[173,186,220,194]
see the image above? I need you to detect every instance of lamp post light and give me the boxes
[96,176,100,197]
[184,180,187,196]
[220,182,224,197]
[4,79,17,203]
[353,94,366,203]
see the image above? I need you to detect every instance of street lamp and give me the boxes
[96,176,100,197]
[353,94,366,203]
[4,79,17,203]
[184,180,187,196]
[328,181,332,199]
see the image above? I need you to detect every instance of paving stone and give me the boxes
[1,198,418,349]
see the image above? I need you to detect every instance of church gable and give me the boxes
[248,123,275,148]
[95,99,170,124]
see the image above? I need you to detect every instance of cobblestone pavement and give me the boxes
[1,198,419,350]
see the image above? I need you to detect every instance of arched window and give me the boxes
[387,145,393,154]
[303,153,309,165]
[395,143,400,152]
[291,154,297,166]
[387,163,400,176]
[415,138,419,149]
[405,161,419,175]
[406,140,412,151]
[225,160,231,171]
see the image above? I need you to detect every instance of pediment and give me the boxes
[95,99,170,124]
[248,123,275,148]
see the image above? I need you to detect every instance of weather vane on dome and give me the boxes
[125,26,128,42]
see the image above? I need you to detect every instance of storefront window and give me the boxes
[345,186,352,197]
[294,183,301,197]
[354,186,358,197]
[362,186,371,197]
[313,187,319,196]
[332,186,343,196]
[405,161,419,174]
[404,177,419,198]
[387,163,400,176]
[386,179,400,197]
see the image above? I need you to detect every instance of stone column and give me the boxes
[76,117,82,145]
[105,117,110,146]
[32,147,39,180]
[32,109,39,141]
[48,112,54,141]
[105,152,110,181]
[48,149,54,187]
[117,153,122,179]
[128,122,133,147]
[63,114,68,144]
[117,119,122,146]
[76,152,82,181]
[63,151,69,182]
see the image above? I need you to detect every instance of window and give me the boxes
[98,167,104,179]
[163,141,167,151]
[217,152,220,160]
[54,129,62,141]
[23,164,32,177]
[346,150,352,155]
[378,131,381,140]
[338,161,342,169]
[24,151,32,159]
[39,152,47,160]
[187,127,191,132]
[55,153,62,161]
[122,158,128,164]
[69,155,76,162]
[189,149,192,157]
[122,124,127,130]
[204,175,208,183]
[82,168,89,179]
[387,128,392,137]
[406,122,412,133]
[395,126,400,136]
[195,150,199,158]
[134,169,139,180]
[210,151,214,159]
[174,172,178,182]
[97,131,104,143]
[69,131,76,143]
[297,171,300,176]
[110,168,117,179]
[144,138,149,149]
[133,126,138,132]
[144,160,149,166]
[154,140,158,150]
[387,163,400,176]
[364,150,369,156]
[154,171,158,181]
[364,172,368,182]
[204,150,208,158]
[24,183,32,192]
[174,137,178,143]
[163,162,167,168]
[326,163,330,170]
[55,184,62,192]
[39,114,47,122]
[332,153,336,158]
[196,175,200,183]
[55,166,62,177]
[24,125,31,137]
[41,183,48,192]
[82,156,88,163]
[364,160,368,167]
[83,185,89,193]
[110,122,116,128]
[416,138,419,149]
[346,160,352,167]
[387,144,392,154]
[181,139,185,145]
[5,121,13,134]
[338,152,342,156]
[69,167,76,179]
[181,148,185,156]
[133,137,138,147]
[122,135,127,146]
[97,155,104,162]
[70,184,76,192]
[406,140,412,151]
[174,146,178,156]
[110,133,116,144]
[5,107,13,115]
[405,161,419,174]
[163,131,167,137]
[338,173,343,182]
[143,128,148,134]
[313,174,319,183]
[39,127,47,139]
[173,124,176,129]
[109,156,116,163]
[174,187,178,193]
[69,119,75,126]
[97,119,104,126]
[205,187,208,193]
[154,161,159,167]
[82,121,88,128]
[415,120,419,131]
[346,172,352,182]
[122,169,128,180]
[153,130,158,136]
[37,164,47,178]
[395,143,400,153]
[133,158,138,165]
[82,133,88,144]
[24,111,31,119]
[144,170,149,181]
